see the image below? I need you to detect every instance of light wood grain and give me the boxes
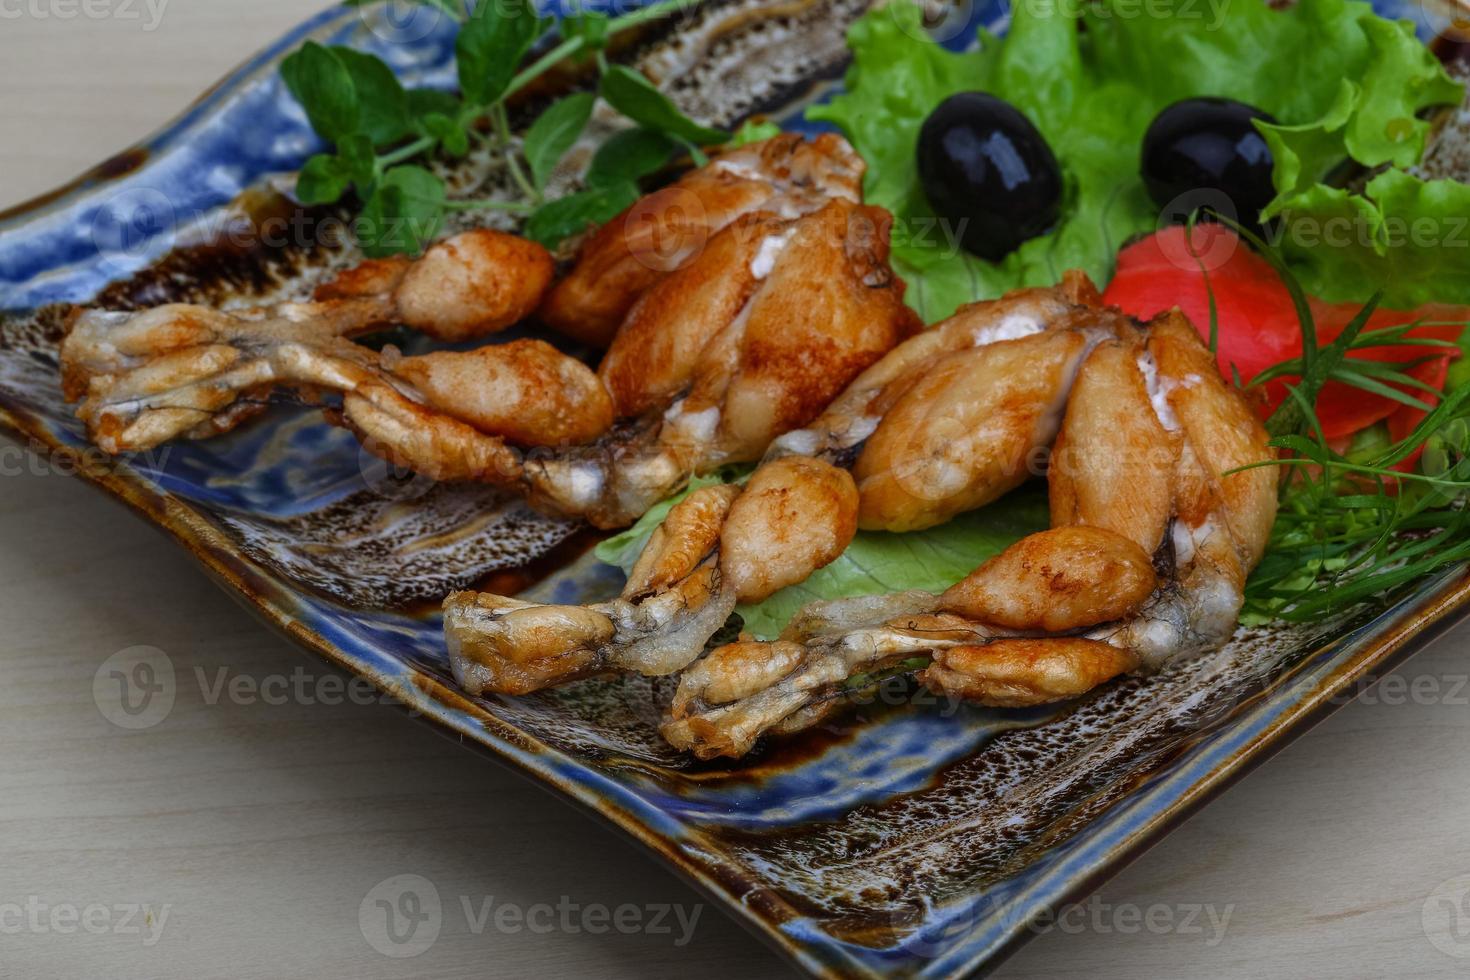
[4,6,1470,978]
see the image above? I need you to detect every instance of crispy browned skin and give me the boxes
[392,230,554,342]
[385,340,612,448]
[311,256,412,301]
[60,228,558,456]
[701,202,920,463]
[1048,339,1174,554]
[853,330,1091,532]
[62,318,606,489]
[921,640,1141,708]
[1148,312,1277,570]
[752,270,1112,469]
[522,196,919,528]
[444,277,1113,697]
[320,339,615,485]
[683,640,809,706]
[596,200,916,433]
[444,594,611,696]
[938,526,1157,632]
[625,485,743,595]
[446,484,744,694]
[63,138,917,534]
[659,305,1279,759]
[308,229,553,342]
[442,275,1268,757]
[598,212,772,418]
[719,457,860,604]
[539,132,865,347]
[444,457,860,697]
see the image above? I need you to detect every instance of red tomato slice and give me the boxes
[1312,350,1454,440]
[1386,356,1451,472]
[1102,224,1297,387]
[1103,225,1465,441]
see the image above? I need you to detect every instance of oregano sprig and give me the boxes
[283,0,727,256]
[1210,227,1470,623]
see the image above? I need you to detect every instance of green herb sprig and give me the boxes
[1220,224,1470,623]
[283,0,727,256]
[1241,382,1470,623]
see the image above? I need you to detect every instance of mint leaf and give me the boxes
[565,9,610,53]
[358,165,446,257]
[407,89,470,155]
[587,128,675,186]
[456,0,546,107]
[337,133,378,187]
[280,41,360,144]
[407,87,461,119]
[524,93,596,190]
[599,65,728,146]
[295,153,351,205]
[421,112,470,157]
[525,180,639,248]
[330,47,412,147]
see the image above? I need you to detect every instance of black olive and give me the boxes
[916,92,1063,262]
[1141,97,1279,232]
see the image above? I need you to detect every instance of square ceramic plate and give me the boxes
[2,1,1468,975]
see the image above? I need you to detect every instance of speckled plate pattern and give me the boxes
[2,2,1468,976]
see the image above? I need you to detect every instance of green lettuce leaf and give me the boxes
[595,0,1466,639]
[1263,170,1470,307]
[1254,18,1469,305]
[810,1,1154,322]
[808,0,1465,321]
[732,492,1050,639]
[595,476,1049,640]
[1259,17,1459,194]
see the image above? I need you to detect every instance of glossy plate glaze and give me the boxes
[2,1,1467,976]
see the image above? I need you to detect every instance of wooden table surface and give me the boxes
[4,5,1470,977]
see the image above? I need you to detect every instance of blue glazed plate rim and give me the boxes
[0,6,346,231]
[3,3,1469,977]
